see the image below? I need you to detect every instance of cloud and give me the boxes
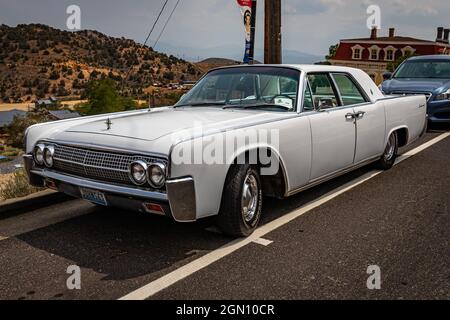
[390,0,439,16]
[283,1,328,15]
[0,0,448,58]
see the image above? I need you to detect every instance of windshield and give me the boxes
[394,60,450,79]
[175,67,300,112]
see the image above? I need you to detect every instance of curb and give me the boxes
[0,190,71,218]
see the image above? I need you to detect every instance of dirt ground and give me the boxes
[0,100,86,112]
[0,173,13,184]
[0,102,34,112]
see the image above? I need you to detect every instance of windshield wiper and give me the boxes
[174,102,226,108]
[223,103,292,111]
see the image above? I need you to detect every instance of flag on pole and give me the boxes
[236,0,256,64]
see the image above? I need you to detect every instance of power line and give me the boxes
[143,0,170,48]
[153,0,181,50]
[122,0,169,91]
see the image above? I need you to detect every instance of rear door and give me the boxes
[307,73,356,181]
[331,73,385,163]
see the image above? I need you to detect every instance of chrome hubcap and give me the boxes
[241,173,259,223]
[384,134,396,160]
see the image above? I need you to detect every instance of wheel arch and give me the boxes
[387,126,409,148]
[226,145,289,199]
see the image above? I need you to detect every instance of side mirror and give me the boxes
[317,98,334,111]
[383,72,392,81]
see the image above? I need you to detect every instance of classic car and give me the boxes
[23,65,427,237]
[381,55,450,123]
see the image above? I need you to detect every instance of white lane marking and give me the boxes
[116,132,447,300]
[396,132,450,164]
[252,238,273,246]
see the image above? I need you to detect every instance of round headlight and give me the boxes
[148,163,166,188]
[129,160,148,185]
[33,143,45,165]
[43,145,55,167]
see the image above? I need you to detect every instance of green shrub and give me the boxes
[76,78,137,115]
[0,169,43,200]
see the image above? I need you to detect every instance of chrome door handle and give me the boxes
[355,111,366,119]
[345,113,355,120]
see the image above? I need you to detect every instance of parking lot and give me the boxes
[0,126,449,300]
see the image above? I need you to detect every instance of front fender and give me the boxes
[169,130,289,219]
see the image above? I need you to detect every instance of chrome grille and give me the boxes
[391,91,432,102]
[51,143,167,187]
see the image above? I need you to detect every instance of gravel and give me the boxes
[0,155,24,174]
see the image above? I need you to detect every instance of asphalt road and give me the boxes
[0,127,449,300]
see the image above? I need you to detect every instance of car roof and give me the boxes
[209,64,362,74]
[407,55,450,61]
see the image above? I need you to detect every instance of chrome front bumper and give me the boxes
[23,155,196,222]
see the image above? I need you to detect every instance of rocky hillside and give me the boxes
[195,57,241,73]
[0,24,202,103]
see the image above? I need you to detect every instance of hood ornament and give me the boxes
[105,118,112,130]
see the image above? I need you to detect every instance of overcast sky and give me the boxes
[0,0,449,57]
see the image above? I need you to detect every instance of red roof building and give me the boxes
[328,27,450,84]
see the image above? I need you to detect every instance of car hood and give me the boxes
[44,107,291,156]
[382,78,450,93]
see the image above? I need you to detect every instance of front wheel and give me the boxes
[217,164,262,237]
[376,132,398,170]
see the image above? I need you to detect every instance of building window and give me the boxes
[368,45,381,61]
[401,46,416,57]
[351,45,364,60]
[386,50,393,61]
[383,46,397,61]
[371,49,378,60]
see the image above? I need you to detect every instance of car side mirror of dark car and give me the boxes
[383,72,392,81]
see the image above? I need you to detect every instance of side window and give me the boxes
[332,73,367,106]
[302,81,314,111]
[307,73,339,109]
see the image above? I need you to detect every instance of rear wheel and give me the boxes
[217,164,262,237]
[376,132,398,170]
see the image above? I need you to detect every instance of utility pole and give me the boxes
[264,0,282,64]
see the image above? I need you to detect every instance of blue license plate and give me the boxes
[80,187,108,206]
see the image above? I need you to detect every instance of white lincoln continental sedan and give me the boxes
[24,65,427,237]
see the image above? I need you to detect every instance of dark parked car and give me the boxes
[381,55,450,123]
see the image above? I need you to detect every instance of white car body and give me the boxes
[24,65,427,226]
